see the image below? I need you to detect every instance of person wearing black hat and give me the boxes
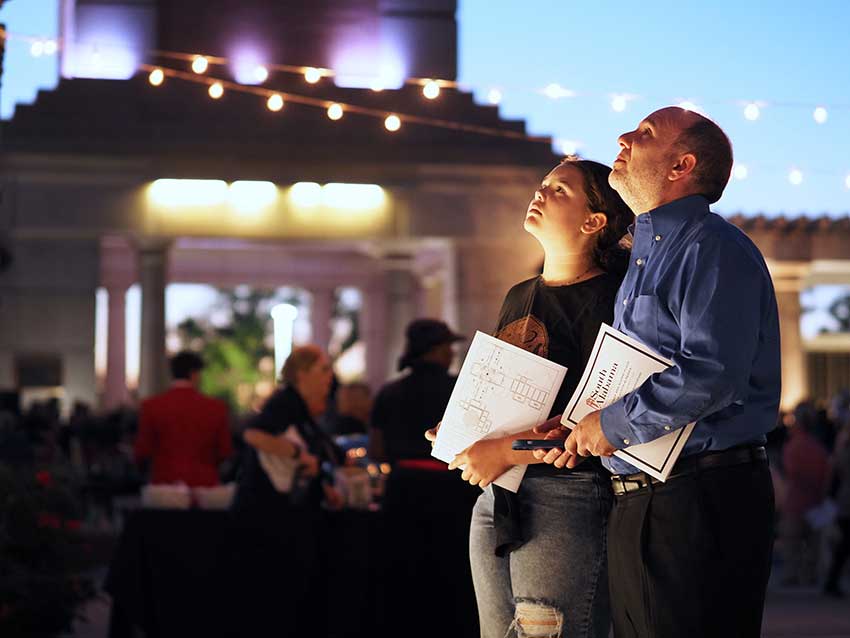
[368,318,464,463]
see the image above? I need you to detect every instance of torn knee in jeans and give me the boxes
[512,599,564,638]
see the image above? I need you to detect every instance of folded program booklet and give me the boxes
[561,323,695,481]
[432,331,567,492]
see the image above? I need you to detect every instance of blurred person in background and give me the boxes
[324,381,372,436]
[135,351,232,487]
[369,319,463,463]
[782,400,831,586]
[227,344,344,636]
[825,397,850,598]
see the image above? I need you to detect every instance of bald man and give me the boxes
[536,107,780,638]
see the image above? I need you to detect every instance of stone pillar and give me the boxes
[770,261,810,411]
[776,287,808,410]
[103,285,128,409]
[137,239,170,399]
[362,276,389,392]
[384,257,420,379]
[310,287,335,353]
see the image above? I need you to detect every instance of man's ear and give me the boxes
[581,212,608,235]
[670,153,697,182]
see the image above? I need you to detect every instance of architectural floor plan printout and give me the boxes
[561,323,696,481]
[432,331,567,492]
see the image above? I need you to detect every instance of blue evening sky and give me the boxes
[2,0,849,216]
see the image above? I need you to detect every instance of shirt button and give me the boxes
[655,235,662,241]
[635,258,644,266]
[664,425,672,431]
[623,438,631,445]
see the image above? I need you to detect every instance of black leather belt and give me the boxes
[610,445,767,496]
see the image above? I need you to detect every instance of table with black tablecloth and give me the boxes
[106,468,480,638]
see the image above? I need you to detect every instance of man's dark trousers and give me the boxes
[608,458,775,638]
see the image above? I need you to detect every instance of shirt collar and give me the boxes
[636,194,710,240]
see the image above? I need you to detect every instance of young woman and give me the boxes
[427,158,633,638]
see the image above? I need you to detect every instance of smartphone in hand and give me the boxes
[511,439,564,451]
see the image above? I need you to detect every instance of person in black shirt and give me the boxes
[369,319,463,463]
[428,158,633,638]
[227,345,343,636]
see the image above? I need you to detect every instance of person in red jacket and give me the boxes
[135,351,232,487]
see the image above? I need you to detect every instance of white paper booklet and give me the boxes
[432,331,567,492]
[561,323,696,481]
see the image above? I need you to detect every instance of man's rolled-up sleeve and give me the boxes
[601,241,768,448]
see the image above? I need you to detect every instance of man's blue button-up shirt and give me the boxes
[600,195,781,475]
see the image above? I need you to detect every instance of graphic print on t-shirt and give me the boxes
[495,315,549,359]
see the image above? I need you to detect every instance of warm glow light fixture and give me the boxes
[192,55,209,74]
[288,182,386,212]
[327,103,343,120]
[423,80,441,100]
[253,65,269,83]
[304,67,322,84]
[208,82,224,99]
[148,179,228,207]
[148,68,164,86]
[267,94,284,111]
[733,164,749,180]
[30,40,45,57]
[813,106,828,124]
[487,88,502,105]
[228,181,278,214]
[44,40,58,56]
[384,114,401,132]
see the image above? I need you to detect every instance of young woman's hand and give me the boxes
[424,422,441,447]
[448,437,512,489]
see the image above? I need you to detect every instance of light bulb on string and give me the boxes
[43,40,58,56]
[30,40,45,57]
[423,80,441,100]
[266,94,284,112]
[743,102,761,121]
[813,106,828,124]
[558,139,581,156]
[384,114,401,132]
[304,67,322,84]
[327,103,343,121]
[845,174,850,190]
[148,68,165,86]
[208,82,224,99]
[253,65,269,83]
[611,94,629,112]
[486,88,502,105]
[732,164,749,181]
[788,168,803,186]
[192,56,209,74]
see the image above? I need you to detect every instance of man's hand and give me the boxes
[532,411,615,469]
[447,437,512,489]
[424,422,441,447]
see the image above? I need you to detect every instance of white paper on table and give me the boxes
[561,323,696,481]
[432,331,567,492]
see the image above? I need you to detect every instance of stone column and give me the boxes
[103,285,128,409]
[137,238,171,399]
[384,257,420,379]
[361,276,389,392]
[770,261,810,411]
[310,287,335,353]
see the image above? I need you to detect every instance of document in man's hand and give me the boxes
[561,323,695,481]
[432,331,567,492]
